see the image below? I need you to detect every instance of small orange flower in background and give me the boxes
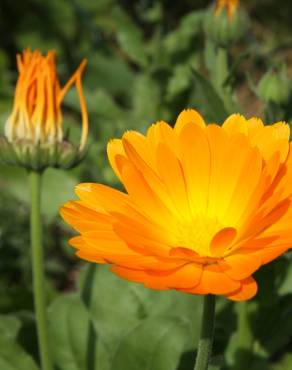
[61,109,292,301]
[1,49,88,170]
[215,0,239,18]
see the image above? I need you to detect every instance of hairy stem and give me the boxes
[194,295,216,370]
[30,171,53,370]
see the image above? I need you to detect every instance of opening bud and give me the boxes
[0,49,89,171]
[204,0,249,48]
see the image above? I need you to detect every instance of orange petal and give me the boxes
[169,247,200,260]
[226,276,258,301]
[147,120,179,155]
[82,230,142,256]
[112,210,175,247]
[222,114,248,136]
[145,263,203,289]
[210,227,237,257]
[156,143,191,220]
[245,199,290,238]
[211,134,261,221]
[255,245,290,265]
[220,254,261,280]
[205,124,229,217]
[223,148,262,227]
[174,109,206,133]
[185,264,240,295]
[119,159,175,226]
[107,138,125,179]
[60,201,112,233]
[179,123,210,214]
[75,183,128,213]
[250,123,290,163]
[76,251,106,264]
[113,220,172,257]
[246,117,264,134]
[69,236,107,263]
[111,263,202,289]
[121,137,177,215]
[78,231,173,270]
[122,131,154,168]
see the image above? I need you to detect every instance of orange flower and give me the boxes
[5,49,88,151]
[61,109,292,301]
[215,0,239,18]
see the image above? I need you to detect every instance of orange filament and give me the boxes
[5,49,88,151]
[215,0,239,18]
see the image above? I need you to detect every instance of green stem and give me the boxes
[194,295,216,370]
[233,301,253,370]
[212,47,237,113]
[29,171,53,370]
[81,265,98,370]
[213,47,229,92]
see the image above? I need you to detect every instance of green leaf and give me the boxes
[164,11,204,55]
[167,64,192,99]
[0,165,77,221]
[270,353,292,370]
[95,6,147,68]
[204,40,217,73]
[79,266,201,354]
[48,294,111,370]
[42,169,77,220]
[0,314,21,340]
[82,53,134,97]
[190,70,229,122]
[111,316,189,370]
[0,335,39,370]
[139,2,162,23]
[252,294,292,358]
[83,89,124,119]
[131,74,161,130]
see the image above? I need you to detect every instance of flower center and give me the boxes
[176,217,223,258]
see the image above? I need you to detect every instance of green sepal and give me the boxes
[0,136,87,171]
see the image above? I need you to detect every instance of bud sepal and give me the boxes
[0,136,87,171]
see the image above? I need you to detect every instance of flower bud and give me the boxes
[257,66,291,106]
[204,0,249,48]
[0,49,88,171]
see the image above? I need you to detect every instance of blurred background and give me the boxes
[1,1,292,369]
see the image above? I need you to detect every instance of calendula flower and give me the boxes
[61,109,292,301]
[215,0,239,19]
[1,49,88,170]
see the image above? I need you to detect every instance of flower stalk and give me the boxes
[29,171,53,370]
[233,301,254,370]
[81,265,98,370]
[194,295,216,370]
[211,46,236,113]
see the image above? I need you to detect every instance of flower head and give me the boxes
[1,49,88,170]
[61,109,292,301]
